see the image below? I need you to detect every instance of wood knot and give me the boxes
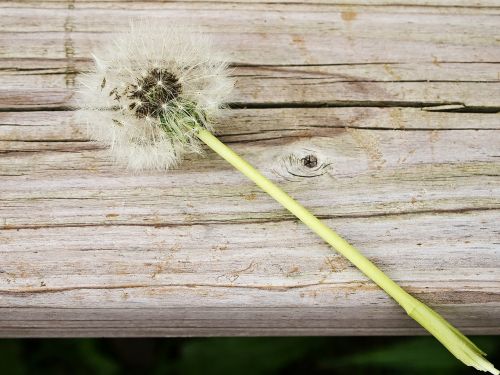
[273,149,330,181]
[301,154,318,168]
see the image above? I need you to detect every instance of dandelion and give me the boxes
[76,22,498,374]
[76,21,233,170]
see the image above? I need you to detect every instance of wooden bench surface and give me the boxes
[0,0,499,337]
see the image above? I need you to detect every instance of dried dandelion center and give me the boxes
[127,68,182,119]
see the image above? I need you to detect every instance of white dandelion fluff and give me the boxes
[76,21,233,170]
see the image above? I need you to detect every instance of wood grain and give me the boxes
[0,0,499,337]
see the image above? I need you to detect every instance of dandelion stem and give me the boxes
[196,127,498,375]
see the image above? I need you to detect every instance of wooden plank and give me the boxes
[1,63,500,109]
[1,108,499,143]
[1,128,498,225]
[2,210,498,288]
[1,212,499,336]
[1,1,499,9]
[1,3,499,109]
[1,5,499,66]
[0,1,499,337]
[1,304,497,338]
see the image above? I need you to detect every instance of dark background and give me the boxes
[1,336,498,374]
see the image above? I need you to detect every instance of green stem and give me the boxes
[196,128,498,375]
[197,128,417,310]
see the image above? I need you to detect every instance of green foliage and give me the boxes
[0,336,497,375]
[0,339,118,375]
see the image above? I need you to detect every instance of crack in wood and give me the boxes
[2,103,498,113]
[228,102,500,113]
[0,281,375,295]
[0,207,497,231]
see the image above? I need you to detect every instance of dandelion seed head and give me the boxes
[76,21,234,171]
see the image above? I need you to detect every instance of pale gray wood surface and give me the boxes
[0,1,499,337]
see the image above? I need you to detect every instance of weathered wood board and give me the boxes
[0,1,499,337]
